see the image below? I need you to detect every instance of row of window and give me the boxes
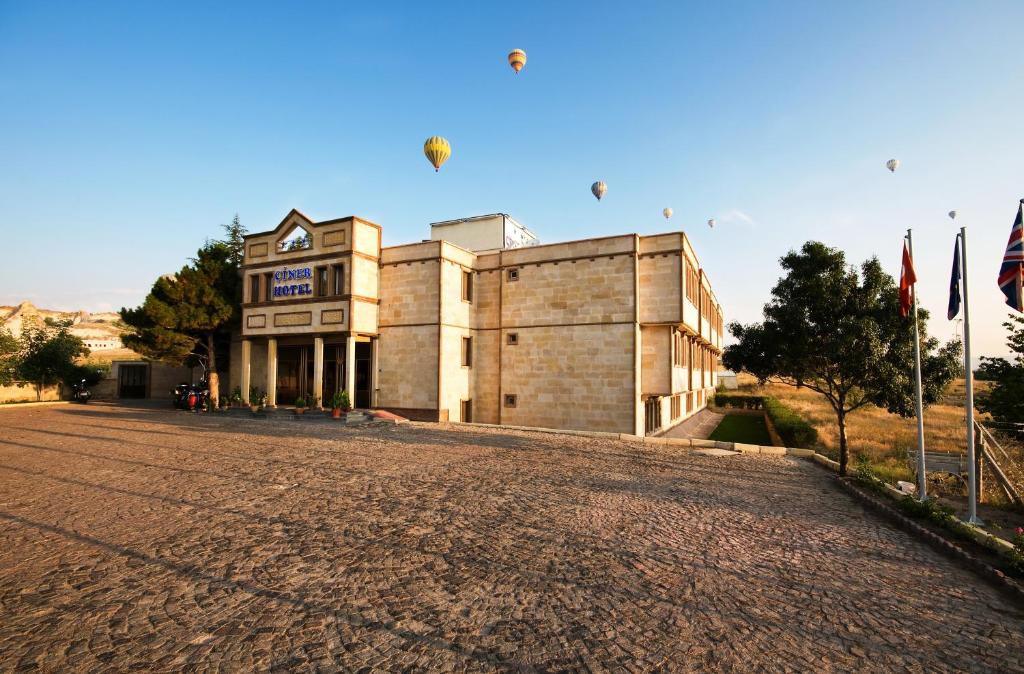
[248,264,345,303]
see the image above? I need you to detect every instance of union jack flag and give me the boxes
[999,200,1024,313]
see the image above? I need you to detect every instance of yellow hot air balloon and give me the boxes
[423,136,451,172]
[508,49,527,74]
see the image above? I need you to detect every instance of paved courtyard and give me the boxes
[0,404,1022,672]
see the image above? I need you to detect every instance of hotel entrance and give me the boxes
[269,339,371,408]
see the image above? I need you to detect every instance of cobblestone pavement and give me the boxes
[1,404,1023,673]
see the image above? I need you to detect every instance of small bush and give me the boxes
[712,392,765,410]
[763,396,819,449]
[1010,528,1024,576]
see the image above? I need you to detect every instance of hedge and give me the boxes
[712,392,820,449]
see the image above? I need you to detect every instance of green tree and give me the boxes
[723,241,960,475]
[0,329,19,386]
[16,319,89,400]
[120,218,245,407]
[976,314,1024,433]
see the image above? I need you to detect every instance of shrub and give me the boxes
[712,392,765,410]
[763,396,819,448]
[294,396,307,408]
[1011,528,1024,576]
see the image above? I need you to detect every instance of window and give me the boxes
[316,266,328,297]
[461,399,472,423]
[671,395,681,420]
[332,264,344,296]
[507,268,519,282]
[263,273,273,301]
[645,397,662,434]
[686,264,700,305]
[462,270,473,302]
[504,394,517,408]
[462,336,472,367]
[673,330,687,367]
[506,332,518,346]
[249,275,260,303]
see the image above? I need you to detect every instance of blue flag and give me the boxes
[947,235,961,320]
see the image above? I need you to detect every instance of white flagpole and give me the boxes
[960,227,983,524]
[907,229,928,500]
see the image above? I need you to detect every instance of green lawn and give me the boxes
[709,414,772,446]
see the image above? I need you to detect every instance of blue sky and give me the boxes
[1,1,1022,358]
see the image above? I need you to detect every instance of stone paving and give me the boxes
[0,403,1023,672]
[663,408,723,440]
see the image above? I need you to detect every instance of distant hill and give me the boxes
[1,301,137,359]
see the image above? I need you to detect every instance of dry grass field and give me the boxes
[735,374,1024,504]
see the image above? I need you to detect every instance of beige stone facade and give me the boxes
[236,209,723,435]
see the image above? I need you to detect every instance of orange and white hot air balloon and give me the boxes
[508,49,527,74]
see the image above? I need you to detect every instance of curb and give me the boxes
[0,401,71,410]
[836,478,1024,606]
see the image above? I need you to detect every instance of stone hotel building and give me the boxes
[233,209,723,437]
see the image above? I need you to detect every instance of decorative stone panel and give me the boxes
[246,314,266,329]
[274,312,312,327]
[247,242,268,258]
[323,230,346,247]
[321,309,345,325]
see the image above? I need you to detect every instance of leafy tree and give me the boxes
[976,314,1024,434]
[16,319,89,400]
[723,241,960,475]
[66,361,111,388]
[0,329,18,386]
[120,218,246,407]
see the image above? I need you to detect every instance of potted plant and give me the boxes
[249,387,265,413]
[329,390,350,419]
[293,396,307,415]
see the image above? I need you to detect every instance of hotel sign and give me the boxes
[273,266,313,297]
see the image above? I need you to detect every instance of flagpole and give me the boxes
[907,228,928,500]
[960,227,982,524]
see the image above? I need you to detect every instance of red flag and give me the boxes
[899,241,917,317]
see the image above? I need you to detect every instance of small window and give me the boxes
[504,394,517,408]
[461,399,472,423]
[263,273,273,302]
[507,268,519,282]
[462,336,472,367]
[332,264,344,296]
[506,333,518,346]
[249,275,260,303]
[316,266,328,297]
[462,270,473,303]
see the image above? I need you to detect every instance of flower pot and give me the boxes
[294,407,306,415]
[250,405,259,413]
[331,408,342,419]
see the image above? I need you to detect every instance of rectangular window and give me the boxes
[332,264,344,296]
[507,268,519,282]
[506,332,518,346]
[316,266,328,297]
[263,273,273,302]
[671,395,681,420]
[249,275,260,303]
[462,336,472,367]
[462,270,473,302]
[504,394,517,408]
[461,399,472,423]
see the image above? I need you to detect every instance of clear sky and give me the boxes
[1,1,1022,359]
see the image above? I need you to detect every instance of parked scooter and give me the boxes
[70,379,91,403]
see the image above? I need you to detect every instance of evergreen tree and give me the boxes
[723,241,961,475]
[120,216,246,407]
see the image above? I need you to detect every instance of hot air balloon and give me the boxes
[663,208,673,219]
[508,49,527,74]
[707,219,715,229]
[423,136,451,172]
[886,158,899,173]
[948,210,957,220]
[591,181,607,201]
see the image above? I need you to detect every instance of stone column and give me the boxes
[345,334,356,406]
[370,337,379,408]
[313,336,324,409]
[265,338,277,408]
[240,339,251,404]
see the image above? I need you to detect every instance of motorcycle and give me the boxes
[172,380,209,412]
[70,379,91,404]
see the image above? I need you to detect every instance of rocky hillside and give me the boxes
[1,302,132,356]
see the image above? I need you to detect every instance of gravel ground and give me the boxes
[0,402,1022,672]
